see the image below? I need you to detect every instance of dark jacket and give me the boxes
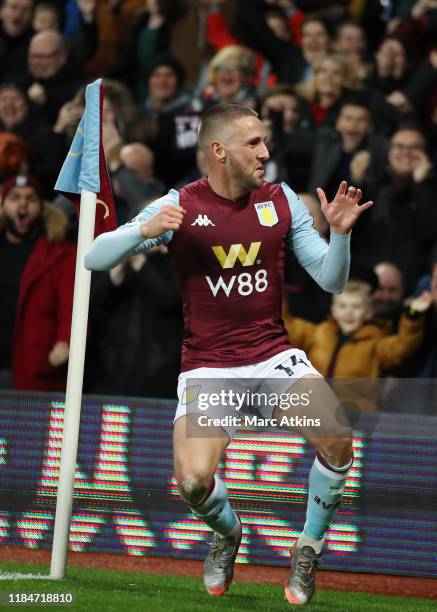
[307,128,388,199]
[0,23,33,83]
[88,251,182,398]
[16,62,82,125]
[352,173,437,291]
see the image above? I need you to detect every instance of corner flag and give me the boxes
[51,78,117,579]
[55,78,117,236]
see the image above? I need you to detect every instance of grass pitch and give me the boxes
[0,561,435,611]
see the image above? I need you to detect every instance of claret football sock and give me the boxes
[191,474,241,539]
[302,452,353,545]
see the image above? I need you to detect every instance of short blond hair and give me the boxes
[333,280,372,304]
[197,103,258,152]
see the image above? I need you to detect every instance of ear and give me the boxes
[211,139,226,164]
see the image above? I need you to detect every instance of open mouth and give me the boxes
[17,212,29,227]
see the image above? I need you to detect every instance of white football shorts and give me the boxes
[174,348,322,439]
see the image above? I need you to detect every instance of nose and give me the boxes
[258,141,270,161]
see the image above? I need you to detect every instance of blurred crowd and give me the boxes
[0,0,436,412]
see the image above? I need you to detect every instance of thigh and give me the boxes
[272,373,352,442]
[173,413,230,484]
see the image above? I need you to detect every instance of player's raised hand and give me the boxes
[317,181,373,235]
[140,205,186,239]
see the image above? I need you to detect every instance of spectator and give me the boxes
[373,260,413,377]
[143,53,189,112]
[112,0,188,102]
[283,279,430,381]
[352,126,437,290]
[197,45,258,109]
[107,142,166,215]
[295,53,360,126]
[297,16,332,82]
[0,83,44,136]
[260,83,314,190]
[87,247,183,397]
[373,261,404,322]
[0,83,66,189]
[143,53,199,187]
[307,96,388,199]
[333,21,371,79]
[367,36,411,96]
[0,0,34,83]
[32,0,62,32]
[0,174,75,390]
[21,30,82,124]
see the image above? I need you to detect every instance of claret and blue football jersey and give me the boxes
[85,179,351,371]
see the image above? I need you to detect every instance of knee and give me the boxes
[317,436,353,468]
[176,470,213,506]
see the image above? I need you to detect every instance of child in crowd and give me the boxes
[283,280,431,378]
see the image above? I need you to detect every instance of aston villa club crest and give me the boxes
[254,201,278,227]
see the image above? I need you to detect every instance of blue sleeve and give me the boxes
[84,189,179,271]
[281,182,350,294]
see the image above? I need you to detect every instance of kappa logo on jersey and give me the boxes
[212,242,261,269]
[254,201,278,227]
[191,214,215,227]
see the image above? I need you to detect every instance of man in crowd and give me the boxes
[0,174,75,390]
[352,126,437,290]
[373,261,404,323]
[0,0,34,82]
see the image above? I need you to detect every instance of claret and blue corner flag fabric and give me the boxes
[55,78,117,237]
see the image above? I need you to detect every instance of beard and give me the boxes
[5,215,44,242]
[373,300,402,320]
[228,158,263,193]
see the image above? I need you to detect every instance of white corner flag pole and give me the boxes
[50,189,96,578]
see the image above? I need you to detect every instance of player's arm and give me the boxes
[282,183,351,293]
[84,189,183,271]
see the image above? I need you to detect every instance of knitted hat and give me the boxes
[1,174,44,203]
[147,53,186,88]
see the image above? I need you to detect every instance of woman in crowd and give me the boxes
[195,45,258,110]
